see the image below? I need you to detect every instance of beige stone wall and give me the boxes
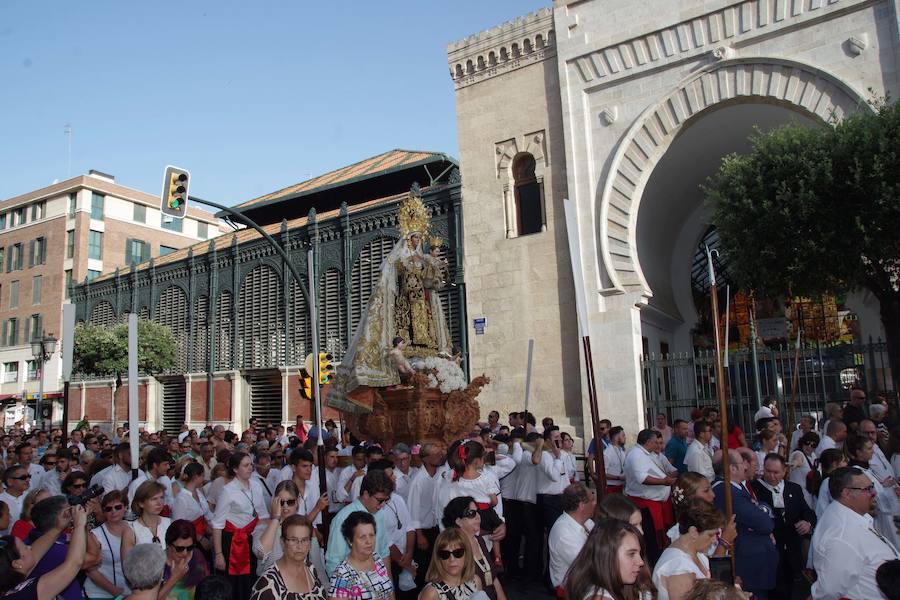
[452,19,583,430]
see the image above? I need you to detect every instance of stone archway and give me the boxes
[598,57,869,297]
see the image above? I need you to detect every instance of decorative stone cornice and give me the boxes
[447,8,556,89]
[566,0,870,89]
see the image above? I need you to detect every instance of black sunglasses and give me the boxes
[103,504,124,512]
[11,474,31,481]
[462,509,478,519]
[438,548,466,560]
[171,544,195,553]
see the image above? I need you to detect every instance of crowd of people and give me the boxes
[0,389,899,600]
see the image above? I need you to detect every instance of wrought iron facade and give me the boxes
[71,180,466,425]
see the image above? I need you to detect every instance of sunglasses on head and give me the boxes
[103,504,124,512]
[171,544,195,553]
[438,548,466,560]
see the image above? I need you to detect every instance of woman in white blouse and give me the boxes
[211,451,270,599]
[121,481,171,560]
[84,490,130,599]
[253,480,301,576]
[651,499,724,600]
[171,462,212,551]
[788,431,820,508]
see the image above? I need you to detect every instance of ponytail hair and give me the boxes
[446,440,484,481]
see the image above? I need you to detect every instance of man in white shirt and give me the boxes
[548,482,595,590]
[515,432,543,583]
[12,443,45,490]
[39,448,74,495]
[790,415,815,453]
[811,466,900,600]
[127,448,174,508]
[322,447,343,516]
[685,420,715,481]
[197,442,218,483]
[390,443,418,502]
[533,427,569,531]
[0,465,29,534]
[860,419,895,486]
[95,443,134,493]
[816,420,847,456]
[335,446,367,504]
[625,429,677,548]
[603,426,627,493]
[487,411,502,436]
[407,443,443,589]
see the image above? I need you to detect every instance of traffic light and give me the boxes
[161,166,190,219]
[319,352,334,384]
[300,374,313,399]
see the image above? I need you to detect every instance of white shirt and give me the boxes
[382,494,414,554]
[25,463,44,491]
[685,440,714,481]
[757,479,785,509]
[325,466,343,514]
[652,547,710,600]
[96,464,133,494]
[336,464,366,503]
[536,451,568,496]
[172,487,212,524]
[870,445,894,484]
[211,478,270,529]
[811,500,898,600]
[40,469,68,496]
[0,491,24,534]
[393,466,419,502]
[512,449,539,504]
[295,475,323,526]
[407,466,440,530]
[754,406,775,422]
[624,445,671,501]
[548,512,593,587]
[562,451,580,483]
[816,435,838,456]
[815,476,834,521]
[603,444,626,482]
[85,524,129,597]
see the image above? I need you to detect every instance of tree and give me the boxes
[705,100,900,389]
[73,318,177,379]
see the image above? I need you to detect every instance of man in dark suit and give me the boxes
[751,452,817,600]
[714,449,779,599]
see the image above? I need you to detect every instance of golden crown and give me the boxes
[428,235,443,248]
[397,193,431,237]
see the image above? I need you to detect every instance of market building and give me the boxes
[70,150,463,433]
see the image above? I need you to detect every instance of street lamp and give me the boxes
[31,332,57,431]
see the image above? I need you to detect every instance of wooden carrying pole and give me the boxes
[786,324,802,457]
[706,247,733,523]
[563,200,607,496]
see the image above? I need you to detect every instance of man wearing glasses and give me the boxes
[39,448,74,495]
[811,466,900,599]
[13,442,44,490]
[325,469,395,578]
[0,464,29,533]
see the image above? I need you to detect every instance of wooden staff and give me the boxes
[705,247,733,522]
[785,322,802,458]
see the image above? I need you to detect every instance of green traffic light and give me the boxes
[169,198,181,208]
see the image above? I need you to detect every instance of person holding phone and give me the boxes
[253,481,301,575]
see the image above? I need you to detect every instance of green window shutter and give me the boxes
[125,238,132,265]
[38,238,45,265]
[141,241,150,262]
[27,240,34,268]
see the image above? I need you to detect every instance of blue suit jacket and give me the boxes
[713,480,779,592]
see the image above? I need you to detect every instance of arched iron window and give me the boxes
[155,286,189,373]
[513,153,544,236]
[319,267,347,359]
[193,295,209,372]
[216,291,233,370]
[289,280,312,366]
[89,301,116,327]
[238,265,284,369]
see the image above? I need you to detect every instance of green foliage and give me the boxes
[73,318,176,377]
[705,100,900,299]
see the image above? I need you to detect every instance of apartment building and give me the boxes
[0,170,221,428]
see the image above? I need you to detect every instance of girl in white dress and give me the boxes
[171,462,212,550]
[652,499,724,600]
[564,520,655,600]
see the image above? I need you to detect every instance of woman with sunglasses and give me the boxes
[158,520,209,600]
[61,472,89,497]
[85,491,130,599]
[441,497,506,600]
[122,481,172,559]
[788,431,820,508]
[251,514,325,600]
[253,480,301,575]
[419,528,482,600]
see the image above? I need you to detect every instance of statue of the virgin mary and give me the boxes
[328,193,452,413]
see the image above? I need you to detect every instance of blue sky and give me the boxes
[0,1,548,206]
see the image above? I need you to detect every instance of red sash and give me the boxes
[224,517,259,575]
[606,484,624,495]
[626,495,673,547]
[476,502,492,511]
[192,516,207,538]
[554,586,566,598]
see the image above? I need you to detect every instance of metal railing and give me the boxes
[641,337,894,432]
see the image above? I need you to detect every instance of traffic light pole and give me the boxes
[187,196,329,494]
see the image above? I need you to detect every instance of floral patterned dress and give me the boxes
[250,563,326,600]
[328,553,394,599]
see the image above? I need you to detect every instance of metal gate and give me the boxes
[247,370,282,426]
[641,337,894,433]
[160,377,186,434]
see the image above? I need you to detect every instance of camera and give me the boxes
[67,483,104,506]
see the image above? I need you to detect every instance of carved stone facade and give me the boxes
[450,0,899,438]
